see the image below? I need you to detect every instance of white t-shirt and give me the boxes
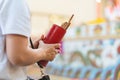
[104,7,117,21]
[105,6,120,21]
[0,0,31,79]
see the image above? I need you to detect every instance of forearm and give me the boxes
[6,34,45,66]
[11,47,44,66]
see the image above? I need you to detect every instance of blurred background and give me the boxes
[26,0,120,80]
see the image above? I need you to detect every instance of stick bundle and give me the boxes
[61,14,74,30]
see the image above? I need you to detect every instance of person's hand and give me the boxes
[38,41,61,61]
[33,35,45,49]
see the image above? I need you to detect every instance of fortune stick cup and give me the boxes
[37,14,74,68]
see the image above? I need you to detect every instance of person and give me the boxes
[104,0,120,22]
[0,0,60,80]
[104,0,120,35]
[114,0,120,21]
[104,0,116,22]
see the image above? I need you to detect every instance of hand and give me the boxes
[38,41,61,61]
[33,35,45,49]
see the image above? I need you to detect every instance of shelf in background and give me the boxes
[64,35,120,41]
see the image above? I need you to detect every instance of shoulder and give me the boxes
[0,0,30,18]
[0,0,31,37]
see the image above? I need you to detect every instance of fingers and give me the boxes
[36,34,45,42]
[40,34,45,40]
[49,50,59,61]
[37,40,61,61]
[54,43,61,49]
[43,47,60,61]
[39,41,61,49]
[46,43,61,49]
[49,52,56,61]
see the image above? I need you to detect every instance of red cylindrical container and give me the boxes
[37,24,66,67]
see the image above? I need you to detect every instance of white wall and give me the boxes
[26,0,97,35]
[27,0,96,23]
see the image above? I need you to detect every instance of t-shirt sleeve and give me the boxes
[0,0,31,37]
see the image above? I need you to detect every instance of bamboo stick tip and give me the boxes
[68,14,74,23]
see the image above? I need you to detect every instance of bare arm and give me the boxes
[6,34,60,66]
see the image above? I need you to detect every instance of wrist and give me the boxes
[35,48,46,61]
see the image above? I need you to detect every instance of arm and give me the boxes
[6,34,60,66]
